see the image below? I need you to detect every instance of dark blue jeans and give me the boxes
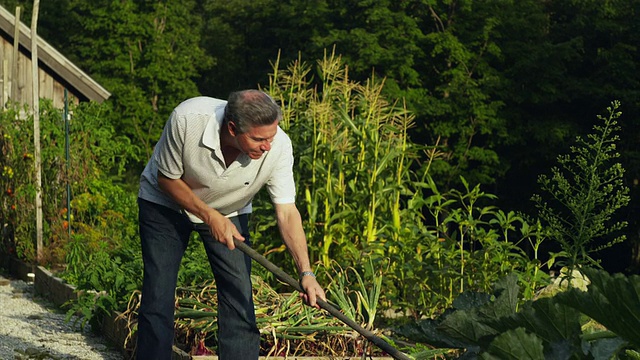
[136,198,260,360]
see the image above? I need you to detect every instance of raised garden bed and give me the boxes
[1,253,397,360]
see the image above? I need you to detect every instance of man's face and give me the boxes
[230,121,278,159]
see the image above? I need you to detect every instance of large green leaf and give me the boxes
[555,267,640,347]
[438,275,519,346]
[395,316,476,350]
[588,337,627,360]
[396,274,520,352]
[396,270,640,359]
[452,291,492,311]
[488,297,582,349]
[439,310,499,345]
[477,274,520,320]
[481,327,545,360]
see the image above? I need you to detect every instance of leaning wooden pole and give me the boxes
[11,6,20,100]
[30,0,43,262]
[232,239,413,360]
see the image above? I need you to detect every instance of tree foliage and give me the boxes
[2,0,640,268]
[67,0,213,160]
[3,0,213,161]
[197,0,330,98]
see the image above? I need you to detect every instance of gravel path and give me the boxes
[0,274,125,360]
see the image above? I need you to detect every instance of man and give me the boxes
[136,90,326,359]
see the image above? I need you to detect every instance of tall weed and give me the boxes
[532,101,629,271]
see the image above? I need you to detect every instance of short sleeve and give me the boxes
[154,111,186,179]
[266,135,296,204]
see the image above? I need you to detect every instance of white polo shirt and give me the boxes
[138,96,296,223]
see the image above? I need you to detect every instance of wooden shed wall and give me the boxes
[1,35,80,109]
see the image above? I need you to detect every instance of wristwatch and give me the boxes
[300,271,315,279]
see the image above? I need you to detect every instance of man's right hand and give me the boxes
[207,211,245,250]
[157,173,245,250]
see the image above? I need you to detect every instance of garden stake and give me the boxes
[232,239,412,360]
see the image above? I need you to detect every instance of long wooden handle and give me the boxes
[233,239,412,360]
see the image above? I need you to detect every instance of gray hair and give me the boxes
[224,90,282,133]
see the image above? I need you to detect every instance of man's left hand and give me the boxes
[299,276,326,309]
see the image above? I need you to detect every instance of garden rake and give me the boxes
[232,238,412,360]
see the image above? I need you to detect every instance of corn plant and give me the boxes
[261,49,422,273]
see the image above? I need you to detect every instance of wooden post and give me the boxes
[31,0,43,263]
[11,6,20,101]
[1,60,7,107]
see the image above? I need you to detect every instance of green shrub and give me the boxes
[0,100,138,266]
[1,100,141,330]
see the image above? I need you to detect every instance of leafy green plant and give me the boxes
[532,101,630,271]
[555,267,640,349]
[395,268,640,359]
[0,100,138,265]
[177,232,218,286]
[65,240,143,330]
[1,102,47,260]
[386,172,552,319]
[1,100,142,333]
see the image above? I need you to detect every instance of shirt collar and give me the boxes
[202,104,226,151]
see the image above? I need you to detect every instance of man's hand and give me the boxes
[207,211,245,250]
[156,173,246,250]
[299,275,326,309]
